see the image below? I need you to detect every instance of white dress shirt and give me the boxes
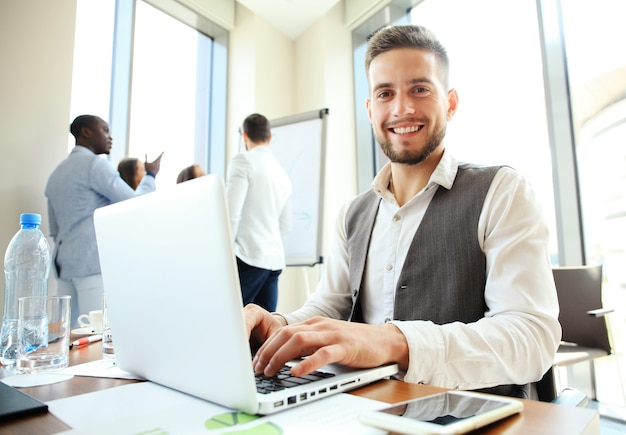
[226,146,292,271]
[283,150,561,391]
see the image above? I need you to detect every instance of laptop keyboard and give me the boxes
[255,365,336,394]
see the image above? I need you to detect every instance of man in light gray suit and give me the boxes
[46,114,163,325]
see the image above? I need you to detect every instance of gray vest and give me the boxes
[345,164,530,399]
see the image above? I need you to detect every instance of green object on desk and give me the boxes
[204,411,282,434]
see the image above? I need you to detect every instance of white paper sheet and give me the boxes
[56,359,144,380]
[48,381,388,434]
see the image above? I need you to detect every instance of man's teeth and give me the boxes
[393,126,420,134]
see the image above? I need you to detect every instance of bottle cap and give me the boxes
[20,213,42,227]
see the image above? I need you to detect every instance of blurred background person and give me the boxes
[176,163,206,183]
[117,156,146,190]
[226,113,292,311]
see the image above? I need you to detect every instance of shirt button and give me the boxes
[384,317,392,323]
[393,214,401,222]
[385,264,393,271]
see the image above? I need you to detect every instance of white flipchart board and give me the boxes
[270,109,328,267]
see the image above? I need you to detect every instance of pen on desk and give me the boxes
[70,334,103,349]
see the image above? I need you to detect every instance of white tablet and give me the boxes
[359,390,523,435]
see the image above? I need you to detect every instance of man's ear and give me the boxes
[81,126,92,138]
[447,88,459,121]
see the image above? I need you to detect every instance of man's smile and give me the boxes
[390,125,423,135]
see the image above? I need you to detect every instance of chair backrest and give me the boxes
[534,367,589,406]
[552,264,612,353]
[535,367,558,402]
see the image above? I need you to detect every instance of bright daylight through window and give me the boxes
[69,0,213,187]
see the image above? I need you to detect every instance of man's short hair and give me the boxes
[70,115,99,140]
[243,113,271,143]
[365,24,450,89]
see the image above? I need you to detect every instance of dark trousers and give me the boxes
[236,257,282,312]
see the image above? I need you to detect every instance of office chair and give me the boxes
[551,264,625,404]
[535,367,589,407]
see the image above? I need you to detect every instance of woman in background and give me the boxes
[176,164,206,183]
[118,157,146,190]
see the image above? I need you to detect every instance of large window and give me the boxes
[561,0,626,405]
[69,0,227,186]
[562,0,626,287]
[68,0,115,150]
[128,1,212,186]
[408,0,557,260]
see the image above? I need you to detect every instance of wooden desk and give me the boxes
[1,343,600,434]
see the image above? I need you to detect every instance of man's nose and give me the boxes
[392,94,415,116]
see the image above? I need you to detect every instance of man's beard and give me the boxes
[376,124,446,165]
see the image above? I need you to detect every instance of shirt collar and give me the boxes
[249,145,271,154]
[71,145,96,156]
[371,149,459,201]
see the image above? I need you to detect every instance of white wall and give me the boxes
[278,3,358,310]
[0,0,77,310]
[0,0,378,315]
[226,2,295,152]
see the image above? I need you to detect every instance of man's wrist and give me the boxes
[386,322,410,370]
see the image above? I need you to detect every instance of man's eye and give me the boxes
[377,91,392,99]
[413,87,428,94]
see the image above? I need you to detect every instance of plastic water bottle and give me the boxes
[0,213,51,366]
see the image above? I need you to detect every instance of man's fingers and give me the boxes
[289,344,343,377]
[255,328,339,376]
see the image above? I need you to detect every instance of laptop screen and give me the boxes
[94,175,260,412]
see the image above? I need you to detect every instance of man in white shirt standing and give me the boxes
[226,113,292,312]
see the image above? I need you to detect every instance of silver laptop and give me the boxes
[93,174,398,415]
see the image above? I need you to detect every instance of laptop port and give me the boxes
[319,388,327,394]
[340,380,356,387]
[288,396,297,404]
[274,400,284,407]
[300,393,307,400]
[330,385,338,391]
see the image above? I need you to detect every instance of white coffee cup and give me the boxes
[77,309,103,333]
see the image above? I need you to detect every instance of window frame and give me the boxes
[108,0,229,178]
